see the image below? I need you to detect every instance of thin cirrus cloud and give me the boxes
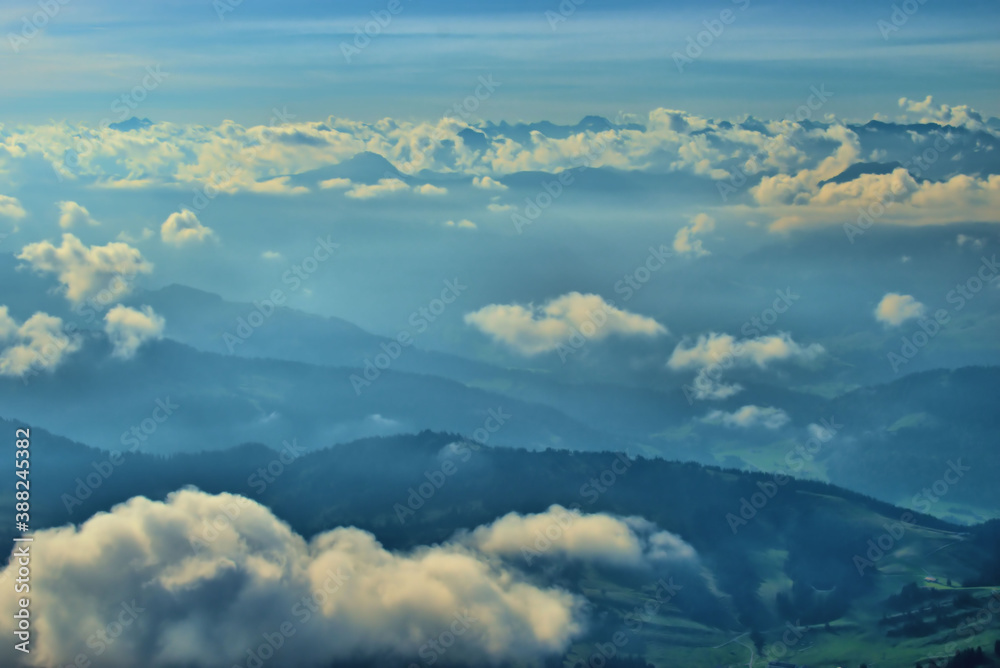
[17,233,153,304]
[103,304,165,359]
[465,292,667,356]
[874,293,926,327]
[0,306,81,377]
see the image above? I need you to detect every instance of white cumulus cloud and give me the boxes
[0,306,81,377]
[673,213,715,257]
[57,201,101,229]
[0,489,585,668]
[464,504,698,569]
[345,178,410,199]
[161,209,216,247]
[465,292,667,355]
[473,176,508,191]
[668,332,825,400]
[0,195,26,220]
[103,304,165,359]
[875,293,926,327]
[17,233,152,304]
[414,183,448,196]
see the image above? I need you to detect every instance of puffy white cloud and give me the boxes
[56,201,101,229]
[897,95,985,129]
[250,176,309,195]
[261,250,283,260]
[318,177,352,190]
[762,168,1000,232]
[17,233,152,304]
[444,219,477,229]
[0,306,81,377]
[753,125,862,208]
[875,293,926,327]
[414,183,448,196]
[0,489,585,668]
[464,504,697,569]
[702,405,790,430]
[465,292,667,355]
[0,194,26,220]
[673,213,715,257]
[487,202,514,213]
[103,305,165,359]
[161,209,216,247]
[669,332,824,370]
[956,234,985,249]
[116,228,154,244]
[472,176,507,191]
[668,332,825,401]
[345,178,410,199]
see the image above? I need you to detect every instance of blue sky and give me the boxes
[2,0,998,125]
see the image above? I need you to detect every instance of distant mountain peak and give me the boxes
[109,117,153,131]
